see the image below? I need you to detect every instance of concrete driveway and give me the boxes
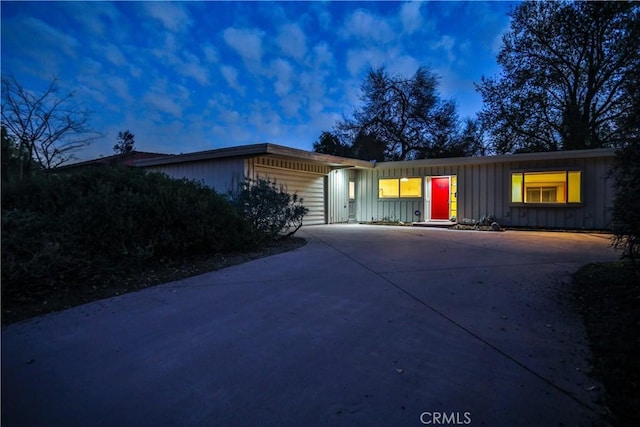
[2,225,618,426]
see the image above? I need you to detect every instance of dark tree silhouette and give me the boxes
[1,76,98,177]
[477,1,640,153]
[114,130,136,155]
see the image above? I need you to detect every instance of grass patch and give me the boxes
[2,237,306,326]
[572,261,640,426]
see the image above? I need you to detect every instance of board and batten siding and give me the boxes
[326,169,350,223]
[246,156,330,225]
[144,158,246,194]
[502,156,614,229]
[355,153,614,230]
[355,166,444,223]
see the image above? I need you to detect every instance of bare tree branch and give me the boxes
[1,76,100,177]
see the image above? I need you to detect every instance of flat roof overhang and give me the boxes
[372,148,616,169]
[134,143,374,169]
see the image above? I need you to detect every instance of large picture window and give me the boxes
[511,171,581,204]
[379,178,422,198]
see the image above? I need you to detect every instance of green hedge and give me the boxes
[1,166,251,293]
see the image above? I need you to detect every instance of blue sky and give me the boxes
[1,1,518,161]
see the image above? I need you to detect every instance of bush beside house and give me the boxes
[231,178,309,244]
[611,143,640,270]
[1,166,307,319]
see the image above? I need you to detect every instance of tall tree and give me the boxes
[312,131,353,158]
[114,130,136,155]
[478,1,640,153]
[1,126,29,186]
[337,66,460,160]
[453,118,490,157]
[351,130,386,162]
[1,76,98,176]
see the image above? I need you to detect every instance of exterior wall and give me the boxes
[246,156,331,225]
[140,146,615,230]
[356,164,462,223]
[144,158,245,194]
[355,155,614,230]
[327,169,350,223]
[145,154,332,226]
[499,156,614,229]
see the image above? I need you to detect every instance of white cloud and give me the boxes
[142,81,190,120]
[106,76,132,102]
[342,78,364,111]
[220,65,244,94]
[65,2,123,39]
[129,65,142,78]
[151,33,180,62]
[144,92,183,118]
[202,44,219,63]
[143,2,192,32]
[400,1,423,34]
[309,110,343,134]
[180,62,210,86]
[249,102,284,139]
[311,43,334,69]
[177,52,210,86]
[432,35,456,63]
[270,58,294,97]
[277,23,307,61]
[103,44,127,67]
[149,35,210,85]
[345,48,387,76]
[19,17,80,58]
[223,27,264,67]
[279,96,301,118]
[210,122,254,146]
[219,108,241,124]
[387,55,420,77]
[341,9,394,43]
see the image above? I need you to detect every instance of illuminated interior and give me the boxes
[379,178,399,198]
[511,171,581,204]
[400,178,422,197]
[450,175,457,219]
[567,171,581,202]
[379,178,422,198]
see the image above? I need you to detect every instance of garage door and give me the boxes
[255,166,326,225]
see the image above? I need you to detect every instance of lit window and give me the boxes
[349,181,355,200]
[379,179,399,198]
[400,178,422,197]
[378,178,422,198]
[567,171,581,203]
[511,171,581,204]
[450,175,457,219]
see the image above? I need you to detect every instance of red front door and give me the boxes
[431,177,450,220]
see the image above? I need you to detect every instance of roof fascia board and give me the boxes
[135,143,270,167]
[135,142,374,169]
[373,148,616,169]
[134,143,614,170]
[264,143,373,168]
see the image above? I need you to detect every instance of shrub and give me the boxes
[1,165,251,295]
[231,178,309,244]
[611,143,640,270]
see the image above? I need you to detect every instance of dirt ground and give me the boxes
[572,261,640,426]
[1,237,306,325]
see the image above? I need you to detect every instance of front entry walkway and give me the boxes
[1,225,617,426]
